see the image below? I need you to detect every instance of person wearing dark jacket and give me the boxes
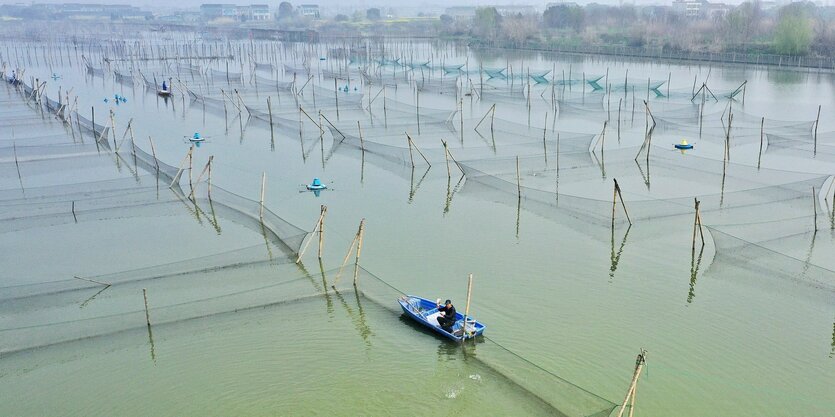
[436,299,457,332]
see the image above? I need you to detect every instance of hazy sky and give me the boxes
[0,0,792,9]
[0,0,711,7]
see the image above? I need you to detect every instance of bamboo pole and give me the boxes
[357,121,365,153]
[516,156,521,199]
[318,205,327,259]
[188,156,214,199]
[406,134,416,167]
[169,147,193,189]
[463,273,473,340]
[267,96,274,145]
[443,140,451,178]
[758,117,764,169]
[406,133,431,166]
[207,157,213,199]
[692,198,705,250]
[353,219,366,287]
[91,106,97,142]
[333,222,361,288]
[296,209,326,263]
[474,104,494,131]
[813,186,818,231]
[612,179,632,225]
[109,110,117,151]
[259,172,266,219]
[814,105,821,155]
[616,349,648,417]
[334,77,340,119]
[628,379,639,417]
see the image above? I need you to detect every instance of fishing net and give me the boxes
[252,75,294,91]
[113,69,134,86]
[459,147,827,228]
[704,226,835,297]
[208,68,243,83]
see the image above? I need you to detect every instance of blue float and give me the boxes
[306,177,327,191]
[674,139,693,150]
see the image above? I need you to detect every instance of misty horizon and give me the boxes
[0,0,797,10]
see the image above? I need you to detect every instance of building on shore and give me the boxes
[297,4,320,19]
[200,3,272,22]
[671,0,730,19]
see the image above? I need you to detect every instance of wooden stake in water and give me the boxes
[267,96,274,145]
[318,205,327,259]
[814,105,821,156]
[516,156,521,199]
[442,140,452,178]
[357,121,365,153]
[612,179,632,226]
[475,103,495,131]
[463,273,473,340]
[334,77,340,119]
[692,198,705,251]
[616,349,647,417]
[91,106,97,142]
[353,219,366,287]
[813,186,818,232]
[259,172,266,219]
[758,117,764,169]
[296,206,327,263]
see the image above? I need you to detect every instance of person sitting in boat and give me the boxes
[162,81,168,91]
[436,299,457,332]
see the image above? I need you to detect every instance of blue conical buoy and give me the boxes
[193,132,201,140]
[312,178,322,187]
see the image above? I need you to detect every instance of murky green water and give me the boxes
[1,36,833,416]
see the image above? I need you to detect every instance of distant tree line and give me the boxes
[434,1,833,57]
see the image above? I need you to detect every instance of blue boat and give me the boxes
[398,295,486,341]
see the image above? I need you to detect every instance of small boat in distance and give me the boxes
[158,80,172,97]
[398,295,485,341]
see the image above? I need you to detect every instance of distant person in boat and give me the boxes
[162,81,167,91]
[436,299,456,332]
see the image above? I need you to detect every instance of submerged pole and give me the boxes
[142,288,151,327]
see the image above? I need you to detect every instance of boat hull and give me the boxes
[398,296,485,341]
